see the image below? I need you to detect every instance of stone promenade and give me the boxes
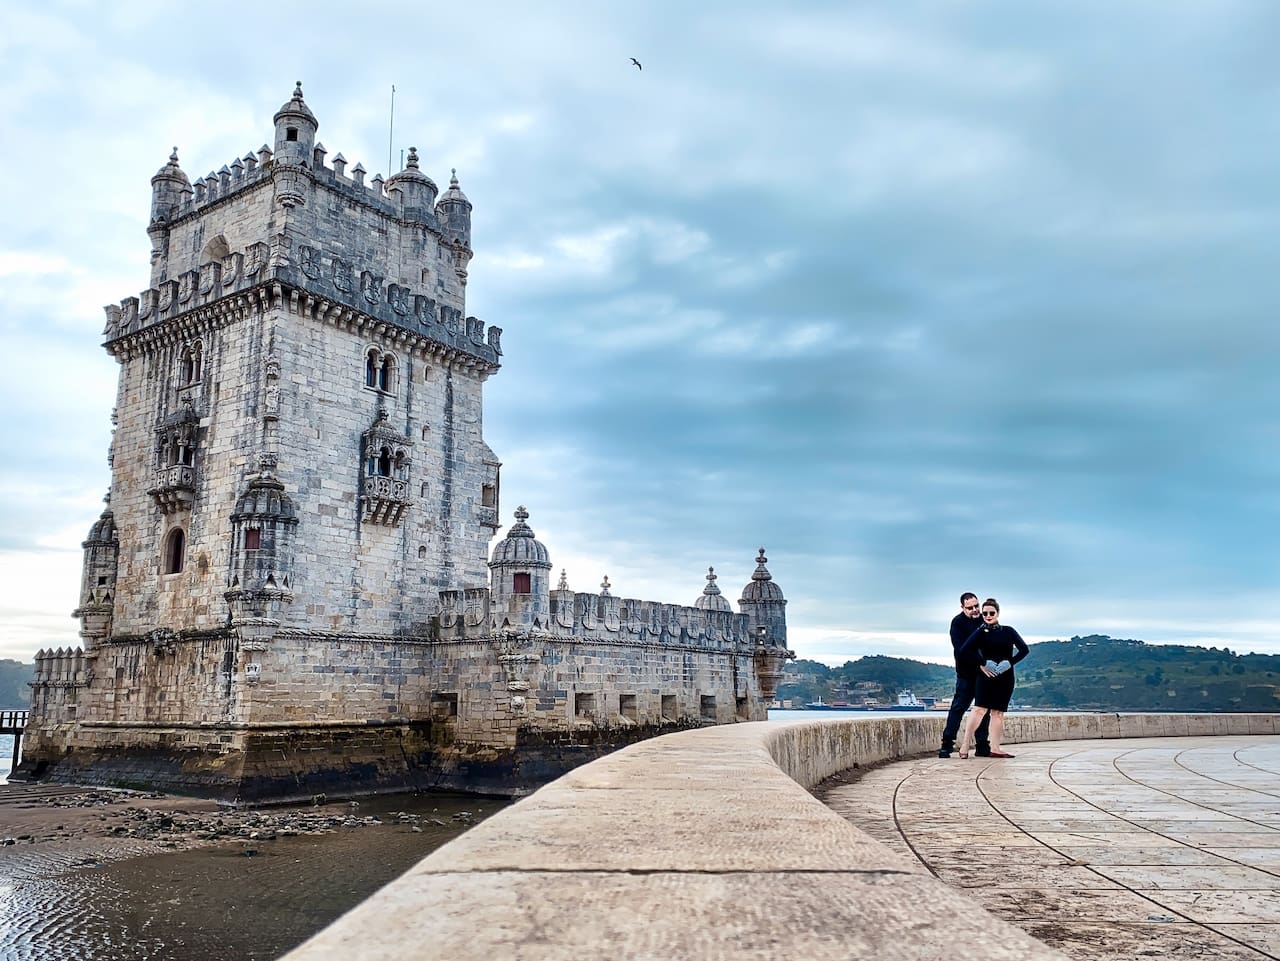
[824,736,1280,961]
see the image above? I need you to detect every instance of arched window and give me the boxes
[420,482,429,498]
[179,342,203,386]
[377,447,391,477]
[365,349,379,388]
[417,546,427,560]
[163,529,186,574]
[378,356,394,392]
[393,451,406,479]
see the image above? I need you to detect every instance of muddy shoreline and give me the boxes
[0,782,501,961]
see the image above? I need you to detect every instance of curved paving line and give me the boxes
[890,768,943,880]
[1232,746,1280,779]
[1107,747,1280,843]
[1034,747,1280,960]
[1160,745,1280,800]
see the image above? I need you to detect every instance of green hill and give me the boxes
[0,659,33,708]
[779,636,1280,712]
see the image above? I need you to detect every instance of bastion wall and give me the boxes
[281,712,1279,961]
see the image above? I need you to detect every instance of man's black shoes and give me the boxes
[937,748,951,758]
[975,746,992,757]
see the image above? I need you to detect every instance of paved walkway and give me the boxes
[822,735,1280,961]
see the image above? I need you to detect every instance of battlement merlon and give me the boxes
[101,239,502,370]
[144,83,474,313]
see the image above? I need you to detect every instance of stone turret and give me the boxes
[738,547,787,646]
[387,147,439,228]
[225,467,299,644]
[436,169,472,250]
[489,506,552,630]
[150,148,191,226]
[272,81,318,167]
[739,548,790,700]
[73,497,119,649]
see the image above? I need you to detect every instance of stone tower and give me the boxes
[20,86,790,801]
[99,82,502,647]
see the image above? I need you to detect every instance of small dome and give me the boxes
[387,146,438,191]
[489,506,551,568]
[694,567,732,612]
[739,548,785,603]
[273,81,318,128]
[232,473,297,522]
[84,506,117,546]
[152,147,191,187]
[437,168,471,208]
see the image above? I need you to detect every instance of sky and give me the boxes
[0,1,1276,666]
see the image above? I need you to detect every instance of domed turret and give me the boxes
[386,147,439,226]
[272,81,318,166]
[489,506,552,630]
[150,147,192,225]
[74,496,120,649]
[694,567,732,613]
[738,547,787,646]
[436,168,473,249]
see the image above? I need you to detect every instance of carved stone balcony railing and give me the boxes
[148,465,196,513]
[361,475,411,526]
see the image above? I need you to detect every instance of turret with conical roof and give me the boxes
[387,147,439,228]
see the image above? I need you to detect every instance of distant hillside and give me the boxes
[0,659,32,708]
[779,635,1280,712]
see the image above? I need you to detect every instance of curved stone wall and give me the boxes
[283,712,1278,961]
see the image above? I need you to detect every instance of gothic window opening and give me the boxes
[163,528,186,574]
[417,546,427,560]
[420,482,429,498]
[365,350,379,388]
[377,447,392,477]
[179,342,203,386]
[244,529,261,551]
[378,356,394,392]
[513,572,531,594]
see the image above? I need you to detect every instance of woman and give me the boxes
[956,598,1028,759]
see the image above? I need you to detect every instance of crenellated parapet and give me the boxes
[30,647,90,687]
[101,237,502,369]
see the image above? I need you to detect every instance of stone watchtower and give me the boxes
[22,85,505,794]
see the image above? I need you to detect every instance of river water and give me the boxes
[0,789,506,961]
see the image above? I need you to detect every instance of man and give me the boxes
[938,592,991,758]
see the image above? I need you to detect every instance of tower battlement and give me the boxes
[144,84,476,342]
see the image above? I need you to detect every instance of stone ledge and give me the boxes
[283,713,1274,960]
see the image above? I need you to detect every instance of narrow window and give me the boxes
[513,572,531,594]
[379,357,393,392]
[286,127,299,142]
[163,529,186,574]
[365,350,378,388]
[377,447,391,477]
[393,451,406,478]
[417,546,427,560]
[420,482,429,498]
[244,529,261,551]
[736,696,750,720]
[180,444,194,467]
[421,426,429,440]
[481,484,496,508]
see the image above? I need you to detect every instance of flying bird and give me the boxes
[630,58,642,71]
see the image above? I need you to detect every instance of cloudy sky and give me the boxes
[1,1,1276,666]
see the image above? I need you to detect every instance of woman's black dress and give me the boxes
[957,623,1029,712]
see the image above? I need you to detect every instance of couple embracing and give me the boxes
[938,593,1029,760]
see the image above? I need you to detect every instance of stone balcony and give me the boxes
[361,476,411,526]
[148,465,196,513]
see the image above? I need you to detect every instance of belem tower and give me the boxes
[18,84,793,801]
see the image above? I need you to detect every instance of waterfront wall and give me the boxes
[283,712,1278,960]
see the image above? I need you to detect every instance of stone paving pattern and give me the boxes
[824,736,1280,961]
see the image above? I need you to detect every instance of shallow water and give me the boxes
[0,791,506,961]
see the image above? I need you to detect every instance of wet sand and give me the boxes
[0,782,504,961]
